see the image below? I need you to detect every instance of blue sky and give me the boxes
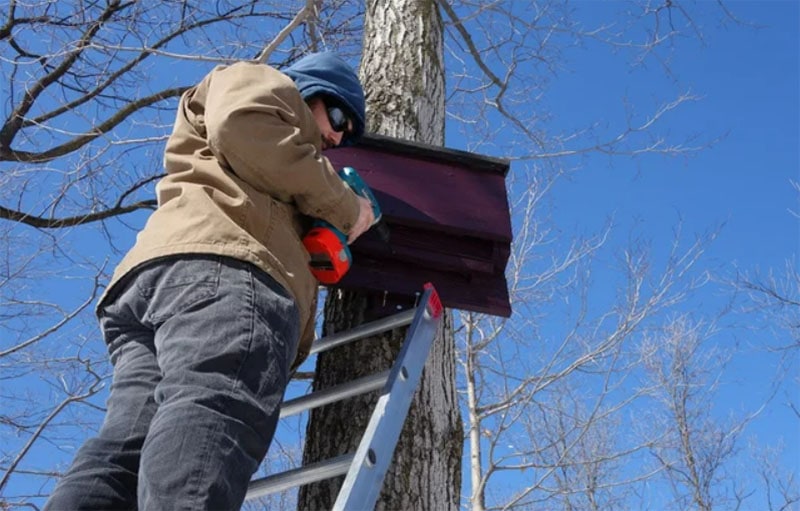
[549,1,798,271]
[538,0,799,493]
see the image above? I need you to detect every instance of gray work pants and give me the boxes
[45,255,300,510]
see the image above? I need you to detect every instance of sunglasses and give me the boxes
[325,103,354,141]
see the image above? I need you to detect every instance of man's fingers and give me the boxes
[347,196,375,244]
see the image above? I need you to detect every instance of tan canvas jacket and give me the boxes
[99,61,360,366]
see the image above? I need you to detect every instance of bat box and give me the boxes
[324,134,512,318]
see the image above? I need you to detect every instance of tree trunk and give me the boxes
[297,1,461,510]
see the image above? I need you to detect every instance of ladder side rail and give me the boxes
[332,285,443,511]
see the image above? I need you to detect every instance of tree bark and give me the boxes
[297,1,461,510]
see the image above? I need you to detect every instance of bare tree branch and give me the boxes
[256,0,321,63]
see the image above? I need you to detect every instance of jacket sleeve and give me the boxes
[203,62,359,234]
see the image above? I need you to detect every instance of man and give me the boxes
[45,52,373,510]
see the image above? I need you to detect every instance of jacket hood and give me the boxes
[283,52,366,141]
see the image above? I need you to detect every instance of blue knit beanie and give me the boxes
[283,52,366,141]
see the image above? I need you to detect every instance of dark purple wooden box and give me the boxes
[324,134,512,318]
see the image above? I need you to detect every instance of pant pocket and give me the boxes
[136,256,222,326]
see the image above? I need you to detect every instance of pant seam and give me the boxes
[183,417,224,511]
[232,264,257,393]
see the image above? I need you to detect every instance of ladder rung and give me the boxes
[246,453,355,499]
[280,370,390,418]
[309,308,416,355]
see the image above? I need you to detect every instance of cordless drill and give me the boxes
[303,166,389,284]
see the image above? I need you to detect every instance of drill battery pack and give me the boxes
[303,223,352,285]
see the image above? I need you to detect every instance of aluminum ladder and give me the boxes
[245,283,444,510]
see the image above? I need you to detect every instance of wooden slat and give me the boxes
[339,257,511,318]
[352,224,500,275]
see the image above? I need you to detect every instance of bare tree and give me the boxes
[638,316,765,511]
[461,207,716,510]
[1,1,790,511]
[736,261,800,350]
[753,442,800,511]
[298,0,463,509]
[435,1,734,508]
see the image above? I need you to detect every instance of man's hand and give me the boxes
[347,195,375,244]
